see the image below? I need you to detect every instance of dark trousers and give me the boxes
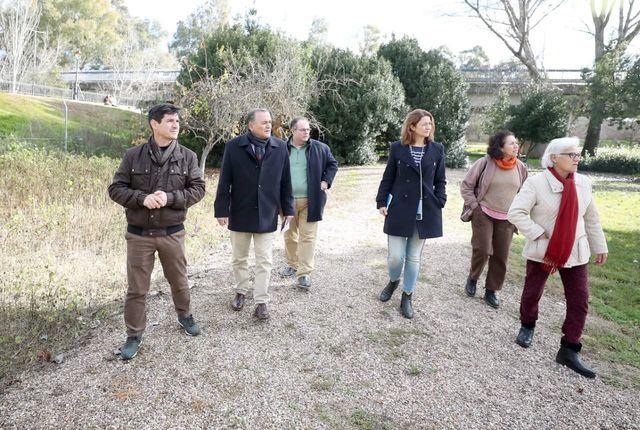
[124,230,191,336]
[520,260,589,344]
[469,207,515,291]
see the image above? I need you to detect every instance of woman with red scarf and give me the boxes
[460,130,528,308]
[508,137,608,378]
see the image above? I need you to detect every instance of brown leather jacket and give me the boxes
[108,139,205,230]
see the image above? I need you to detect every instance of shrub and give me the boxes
[508,84,568,157]
[309,47,406,165]
[378,38,470,167]
[579,146,640,175]
[483,84,568,158]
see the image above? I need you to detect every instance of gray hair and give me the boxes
[540,137,580,168]
[289,116,308,130]
[246,108,270,125]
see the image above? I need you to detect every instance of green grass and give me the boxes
[505,178,640,373]
[0,93,145,157]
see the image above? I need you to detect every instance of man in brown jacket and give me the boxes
[108,103,205,360]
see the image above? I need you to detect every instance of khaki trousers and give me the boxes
[284,198,319,277]
[124,230,190,336]
[230,231,274,304]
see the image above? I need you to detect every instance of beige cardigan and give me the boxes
[460,155,528,211]
[507,169,608,267]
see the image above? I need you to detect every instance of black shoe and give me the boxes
[379,280,399,302]
[515,326,535,348]
[464,277,477,297]
[400,292,414,319]
[231,293,245,311]
[120,335,142,360]
[484,289,500,308]
[555,343,596,379]
[253,303,270,320]
[178,314,201,336]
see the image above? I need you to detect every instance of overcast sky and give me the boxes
[125,0,640,69]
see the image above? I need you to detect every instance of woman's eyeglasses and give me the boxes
[558,152,582,161]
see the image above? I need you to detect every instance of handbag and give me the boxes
[460,157,489,223]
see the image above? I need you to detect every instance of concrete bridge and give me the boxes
[60,68,586,107]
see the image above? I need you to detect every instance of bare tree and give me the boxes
[583,0,640,156]
[461,0,566,80]
[178,41,318,170]
[0,0,41,91]
[98,31,175,105]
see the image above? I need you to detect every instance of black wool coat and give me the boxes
[376,140,447,239]
[214,132,295,233]
[288,138,338,222]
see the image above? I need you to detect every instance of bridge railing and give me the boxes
[59,69,180,83]
[460,68,587,85]
[0,80,140,107]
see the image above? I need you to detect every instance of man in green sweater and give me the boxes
[280,117,338,289]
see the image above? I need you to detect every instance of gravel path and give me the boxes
[1,166,638,429]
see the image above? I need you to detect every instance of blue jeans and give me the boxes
[387,227,426,294]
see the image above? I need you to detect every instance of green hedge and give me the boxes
[580,147,640,175]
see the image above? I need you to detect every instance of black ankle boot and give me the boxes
[484,289,500,308]
[379,280,399,302]
[555,341,596,379]
[515,325,535,348]
[400,292,414,319]
[464,277,477,297]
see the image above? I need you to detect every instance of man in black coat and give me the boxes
[279,117,338,289]
[214,109,295,320]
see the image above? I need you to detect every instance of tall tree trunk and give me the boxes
[200,140,215,173]
[585,0,610,156]
[583,99,604,157]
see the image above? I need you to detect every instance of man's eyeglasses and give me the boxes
[559,152,582,161]
[295,128,311,133]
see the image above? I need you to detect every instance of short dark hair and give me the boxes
[148,103,181,127]
[487,130,515,159]
[246,108,270,125]
[289,116,308,130]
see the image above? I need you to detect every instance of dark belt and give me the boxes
[127,224,184,237]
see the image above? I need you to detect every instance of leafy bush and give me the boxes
[378,38,470,167]
[579,146,640,175]
[482,88,511,134]
[483,84,568,158]
[509,84,568,151]
[309,47,406,165]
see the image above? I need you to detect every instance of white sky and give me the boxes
[125,0,640,69]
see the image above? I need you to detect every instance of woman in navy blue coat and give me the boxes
[375,109,447,318]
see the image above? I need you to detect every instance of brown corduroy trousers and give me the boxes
[124,230,191,336]
[468,207,515,291]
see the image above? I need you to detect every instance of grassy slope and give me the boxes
[0,93,145,156]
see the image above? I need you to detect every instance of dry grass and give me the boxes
[0,147,223,379]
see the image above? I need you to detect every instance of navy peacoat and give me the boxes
[214,132,295,233]
[288,138,338,222]
[376,140,447,239]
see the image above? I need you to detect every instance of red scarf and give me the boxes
[543,167,579,273]
[495,157,517,170]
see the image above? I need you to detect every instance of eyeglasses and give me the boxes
[295,128,311,133]
[558,152,582,161]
